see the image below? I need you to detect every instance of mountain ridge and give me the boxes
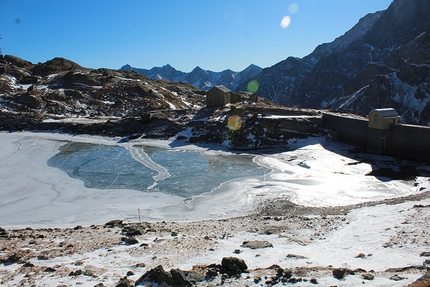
[120,63,262,91]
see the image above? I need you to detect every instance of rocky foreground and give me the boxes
[1,193,430,287]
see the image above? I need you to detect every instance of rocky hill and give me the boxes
[0,55,324,149]
[0,55,206,138]
[120,63,262,91]
[239,0,430,125]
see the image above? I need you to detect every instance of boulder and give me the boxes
[135,265,192,287]
[122,225,144,236]
[0,227,8,238]
[332,268,353,279]
[221,257,248,272]
[121,236,138,245]
[361,273,375,280]
[105,219,123,227]
[241,240,273,249]
[115,277,132,287]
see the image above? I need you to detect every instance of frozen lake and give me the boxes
[47,142,267,197]
[0,131,428,228]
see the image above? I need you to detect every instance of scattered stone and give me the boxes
[221,257,248,273]
[115,277,132,287]
[286,253,308,259]
[420,251,430,257]
[283,268,293,279]
[94,283,105,287]
[22,262,35,267]
[69,269,83,276]
[254,276,261,283]
[135,262,146,268]
[233,249,241,254]
[241,240,273,249]
[171,231,178,236]
[353,268,367,273]
[288,277,302,283]
[44,267,56,272]
[6,253,22,264]
[84,269,95,277]
[355,253,366,258]
[0,227,8,237]
[126,270,134,276]
[332,268,352,279]
[122,225,143,236]
[74,225,83,230]
[135,265,193,287]
[206,267,218,278]
[121,236,138,245]
[310,278,318,284]
[389,274,405,281]
[361,273,374,280]
[37,254,49,260]
[105,220,123,227]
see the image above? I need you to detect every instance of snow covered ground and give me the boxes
[0,131,429,286]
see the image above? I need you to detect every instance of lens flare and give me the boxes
[280,15,291,28]
[227,115,243,131]
[247,80,259,93]
[289,3,299,14]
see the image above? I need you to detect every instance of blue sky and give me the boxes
[1,0,393,72]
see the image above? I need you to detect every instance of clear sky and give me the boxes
[1,0,393,72]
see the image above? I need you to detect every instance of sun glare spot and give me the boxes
[280,15,291,28]
[247,80,259,93]
[289,3,299,14]
[227,115,243,131]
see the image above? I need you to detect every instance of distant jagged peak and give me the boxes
[121,64,132,70]
[191,66,205,72]
[242,64,262,72]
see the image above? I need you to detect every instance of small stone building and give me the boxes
[367,108,400,154]
[368,108,400,129]
[206,85,231,107]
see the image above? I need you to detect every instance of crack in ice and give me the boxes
[126,145,170,190]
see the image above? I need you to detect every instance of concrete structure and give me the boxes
[206,85,231,107]
[323,108,430,162]
[367,108,400,154]
[323,113,368,148]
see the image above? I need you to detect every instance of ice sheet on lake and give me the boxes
[0,132,427,228]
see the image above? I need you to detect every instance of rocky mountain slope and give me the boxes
[0,55,324,149]
[0,55,206,138]
[120,63,262,91]
[240,0,430,125]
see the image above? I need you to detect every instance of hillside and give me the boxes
[0,55,324,149]
[238,0,430,125]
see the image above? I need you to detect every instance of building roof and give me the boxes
[371,108,399,119]
[209,85,231,93]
